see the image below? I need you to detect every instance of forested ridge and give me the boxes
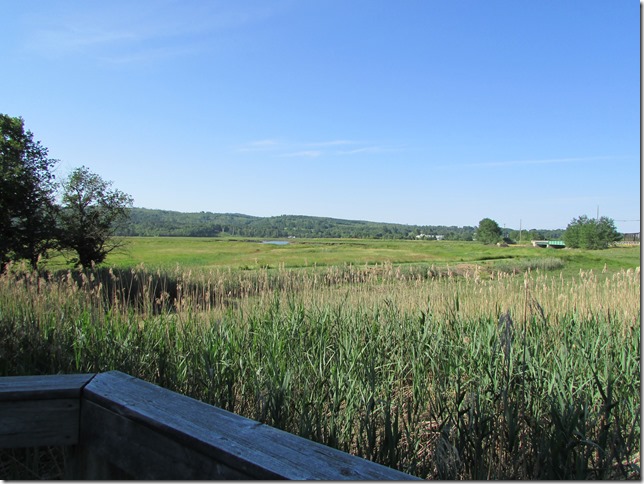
[117,208,563,241]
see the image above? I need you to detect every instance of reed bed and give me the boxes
[0,261,640,479]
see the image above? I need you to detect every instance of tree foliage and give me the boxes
[115,209,567,242]
[506,228,564,244]
[58,166,133,267]
[115,208,482,240]
[476,218,503,245]
[0,115,58,269]
[563,215,621,249]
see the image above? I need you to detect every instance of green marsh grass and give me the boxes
[43,237,641,277]
[0,259,640,479]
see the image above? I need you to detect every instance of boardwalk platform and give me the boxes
[0,371,420,480]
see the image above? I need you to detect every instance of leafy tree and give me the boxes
[58,166,133,267]
[476,218,502,245]
[563,215,621,249]
[0,114,58,270]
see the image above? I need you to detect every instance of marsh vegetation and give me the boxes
[1,239,640,479]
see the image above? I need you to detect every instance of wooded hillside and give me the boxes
[116,208,563,241]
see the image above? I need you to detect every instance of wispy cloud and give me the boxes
[279,150,323,158]
[336,146,385,155]
[22,2,286,64]
[26,25,137,58]
[250,139,280,147]
[97,44,204,66]
[236,139,282,152]
[305,140,357,147]
[462,155,624,168]
[237,138,397,158]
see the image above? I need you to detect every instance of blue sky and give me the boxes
[3,0,640,232]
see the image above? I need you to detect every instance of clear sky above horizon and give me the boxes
[3,0,640,232]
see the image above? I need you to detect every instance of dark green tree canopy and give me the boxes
[476,218,502,245]
[58,166,133,267]
[0,114,58,269]
[563,215,621,249]
[116,208,481,240]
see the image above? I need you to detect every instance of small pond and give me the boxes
[261,240,289,245]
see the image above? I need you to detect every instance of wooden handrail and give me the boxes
[0,371,420,480]
[0,373,95,449]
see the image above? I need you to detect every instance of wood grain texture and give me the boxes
[83,371,419,480]
[77,400,250,479]
[1,372,420,479]
[0,399,79,448]
[0,374,94,448]
[0,373,95,401]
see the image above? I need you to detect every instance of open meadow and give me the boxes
[47,236,641,277]
[1,238,640,479]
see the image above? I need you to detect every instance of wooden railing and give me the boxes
[0,371,420,480]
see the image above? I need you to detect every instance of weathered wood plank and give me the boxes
[0,373,95,401]
[0,399,79,448]
[0,374,94,448]
[83,371,420,480]
[76,400,250,479]
[65,444,135,480]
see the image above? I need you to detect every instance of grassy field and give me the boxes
[47,236,641,278]
[2,237,641,479]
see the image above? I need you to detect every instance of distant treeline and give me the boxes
[116,208,563,241]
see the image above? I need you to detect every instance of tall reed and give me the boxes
[0,261,639,479]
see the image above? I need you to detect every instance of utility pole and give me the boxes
[519,219,522,244]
